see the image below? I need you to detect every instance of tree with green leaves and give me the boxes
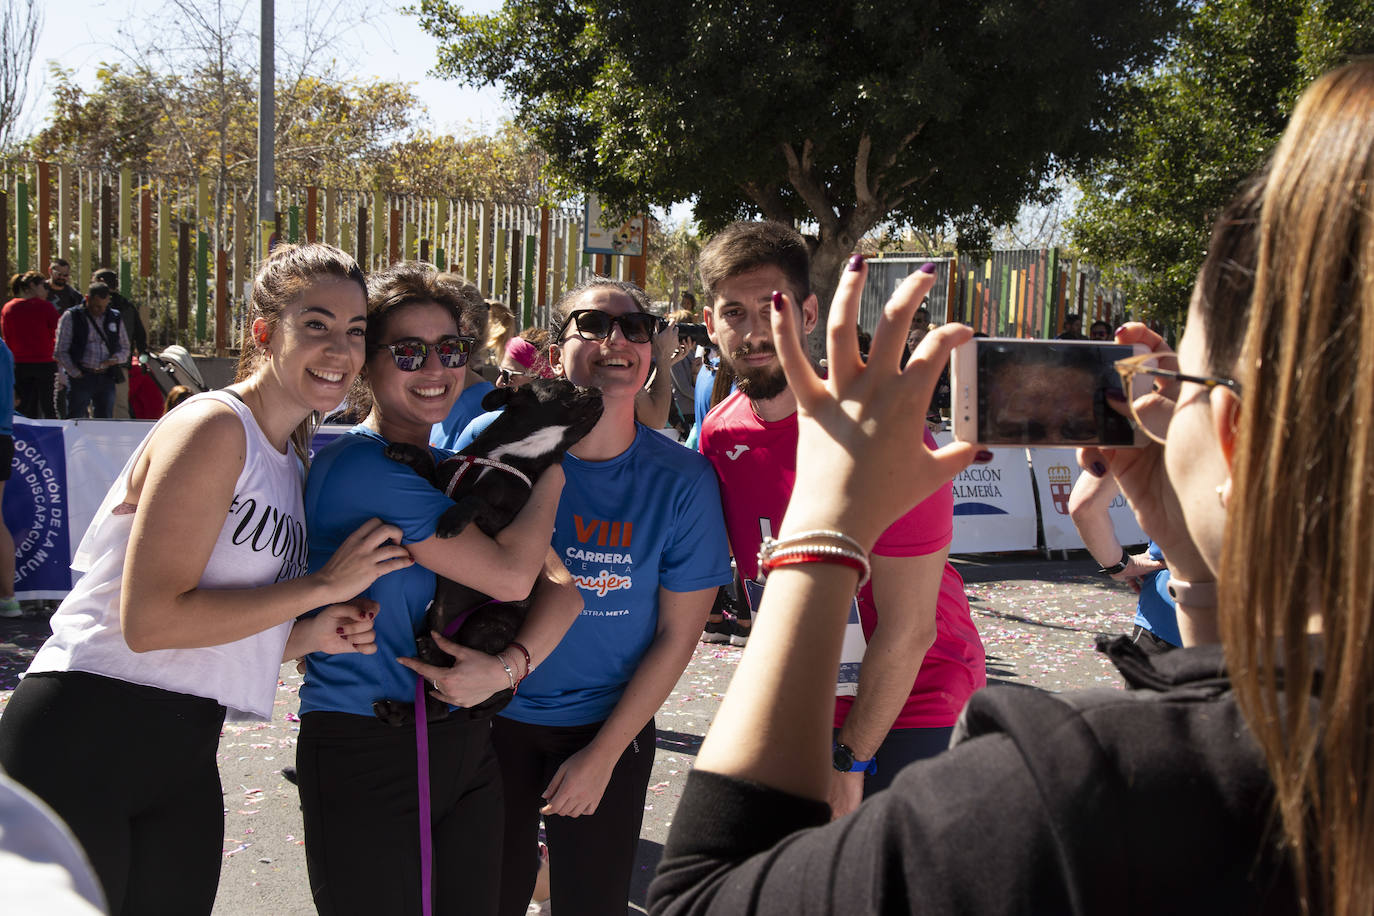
[1070,0,1374,324]
[416,0,1184,321]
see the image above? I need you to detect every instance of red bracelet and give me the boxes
[507,640,532,689]
[762,550,869,582]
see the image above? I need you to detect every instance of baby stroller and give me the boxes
[144,346,210,399]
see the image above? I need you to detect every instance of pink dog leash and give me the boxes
[417,455,533,914]
[414,599,494,916]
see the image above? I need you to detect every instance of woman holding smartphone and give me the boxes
[651,60,1374,916]
[0,243,412,915]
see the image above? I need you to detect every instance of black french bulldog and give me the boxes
[374,377,603,726]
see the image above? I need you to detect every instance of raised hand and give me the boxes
[770,258,977,550]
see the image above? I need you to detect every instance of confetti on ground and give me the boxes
[0,555,1141,916]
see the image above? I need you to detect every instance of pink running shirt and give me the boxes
[700,389,987,729]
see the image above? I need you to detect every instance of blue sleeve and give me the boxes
[306,435,451,548]
[453,409,503,451]
[432,381,496,449]
[694,365,714,427]
[659,456,732,593]
[0,342,13,431]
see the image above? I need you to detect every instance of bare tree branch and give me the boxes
[0,0,42,150]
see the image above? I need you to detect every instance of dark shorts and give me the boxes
[0,435,11,482]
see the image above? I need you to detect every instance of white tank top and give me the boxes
[27,391,307,720]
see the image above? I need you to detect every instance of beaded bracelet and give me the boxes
[758,536,872,588]
[758,529,866,560]
[507,640,533,689]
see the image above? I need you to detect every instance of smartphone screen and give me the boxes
[973,339,1136,446]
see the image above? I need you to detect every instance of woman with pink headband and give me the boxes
[497,329,556,388]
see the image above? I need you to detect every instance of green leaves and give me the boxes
[1070,0,1374,325]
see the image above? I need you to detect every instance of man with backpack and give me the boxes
[53,282,129,419]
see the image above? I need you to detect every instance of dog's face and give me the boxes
[475,377,604,463]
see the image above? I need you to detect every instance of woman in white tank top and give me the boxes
[0,244,415,916]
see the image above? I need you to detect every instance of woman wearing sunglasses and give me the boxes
[457,276,731,916]
[295,262,582,916]
[495,327,556,389]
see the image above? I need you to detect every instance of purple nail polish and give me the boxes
[1091,461,1108,478]
[974,450,994,464]
[772,291,784,311]
[919,262,937,274]
[1113,326,1126,338]
[336,627,345,635]
[847,254,865,272]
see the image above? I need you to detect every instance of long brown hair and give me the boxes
[235,243,367,465]
[1221,58,1374,916]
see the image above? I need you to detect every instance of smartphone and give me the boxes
[950,338,1150,448]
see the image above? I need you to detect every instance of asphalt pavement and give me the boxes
[0,552,1140,915]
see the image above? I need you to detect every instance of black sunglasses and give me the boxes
[375,335,475,372]
[555,309,665,344]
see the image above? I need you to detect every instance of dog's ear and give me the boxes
[482,387,515,411]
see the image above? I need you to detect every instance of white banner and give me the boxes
[934,433,1039,553]
[64,419,156,552]
[5,420,354,599]
[1029,449,1148,550]
[14,423,1114,600]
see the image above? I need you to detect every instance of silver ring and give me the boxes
[431,679,440,691]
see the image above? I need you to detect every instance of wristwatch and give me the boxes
[831,741,877,775]
[1098,547,1130,576]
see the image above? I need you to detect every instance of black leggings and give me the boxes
[298,710,504,916]
[492,715,656,916]
[14,361,57,419]
[0,670,227,915]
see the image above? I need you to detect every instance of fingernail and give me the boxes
[1113,326,1126,337]
[1090,461,1108,478]
[772,291,784,312]
[1104,389,1127,403]
[336,627,345,635]
[919,262,937,274]
[846,254,864,272]
[974,450,994,464]
[340,633,349,640]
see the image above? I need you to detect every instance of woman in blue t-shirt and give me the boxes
[297,262,581,916]
[462,277,732,916]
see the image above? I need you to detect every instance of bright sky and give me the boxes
[29,0,696,226]
[26,0,511,139]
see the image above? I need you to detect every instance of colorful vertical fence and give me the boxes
[0,160,588,352]
[859,250,1130,339]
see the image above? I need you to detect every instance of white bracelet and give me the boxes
[760,530,866,557]
[497,652,517,690]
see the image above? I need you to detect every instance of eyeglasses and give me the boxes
[497,367,531,387]
[555,309,664,344]
[1114,352,1242,444]
[375,336,475,372]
